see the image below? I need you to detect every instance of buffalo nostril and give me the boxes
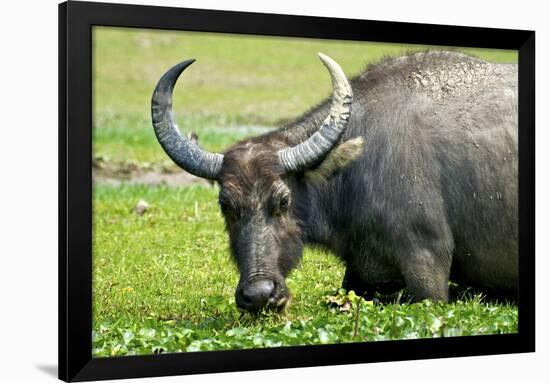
[241,291,252,305]
[240,280,275,311]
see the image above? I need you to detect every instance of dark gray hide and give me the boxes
[152,51,518,312]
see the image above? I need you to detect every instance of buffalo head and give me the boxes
[152,54,362,312]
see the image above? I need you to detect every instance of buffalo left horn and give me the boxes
[151,59,224,180]
[278,53,353,173]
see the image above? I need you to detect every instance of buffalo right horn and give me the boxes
[151,59,224,180]
[278,53,353,173]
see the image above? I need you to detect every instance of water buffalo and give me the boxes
[152,51,518,312]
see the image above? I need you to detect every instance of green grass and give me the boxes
[92,184,517,357]
[93,27,518,165]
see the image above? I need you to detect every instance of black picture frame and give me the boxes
[59,1,535,381]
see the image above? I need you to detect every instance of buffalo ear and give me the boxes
[305,137,364,184]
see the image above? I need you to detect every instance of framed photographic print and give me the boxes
[59,1,535,381]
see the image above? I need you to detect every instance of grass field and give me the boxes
[92,185,517,356]
[92,27,518,357]
[92,27,517,168]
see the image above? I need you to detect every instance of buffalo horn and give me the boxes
[278,53,353,173]
[151,59,224,180]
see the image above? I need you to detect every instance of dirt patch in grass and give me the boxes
[93,158,209,186]
[93,169,209,186]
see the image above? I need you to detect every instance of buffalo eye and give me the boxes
[219,194,241,220]
[272,193,290,216]
[279,194,289,211]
